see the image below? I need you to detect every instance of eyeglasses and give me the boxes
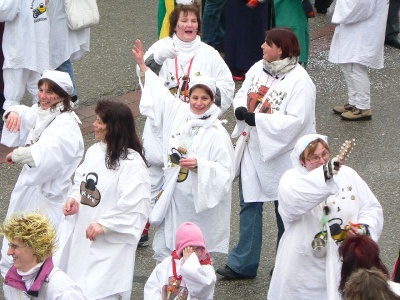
[8,243,26,250]
[307,150,330,164]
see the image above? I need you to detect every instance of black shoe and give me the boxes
[138,233,149,247]
[385,36,400,49]
[216,265,255,280]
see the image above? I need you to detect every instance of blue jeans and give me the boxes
[56,59,77,97]
[201,0,226,47]
[226,177,285,277]
[386,0,400,40]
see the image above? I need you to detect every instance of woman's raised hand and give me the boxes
[132,39,148,72]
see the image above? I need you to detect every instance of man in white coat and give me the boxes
[330,0,389,121]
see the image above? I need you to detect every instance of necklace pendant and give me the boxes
[172,280,180,289]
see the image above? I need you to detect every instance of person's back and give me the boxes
[224,0,270,80]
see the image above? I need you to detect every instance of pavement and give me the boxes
[1,2,400,299]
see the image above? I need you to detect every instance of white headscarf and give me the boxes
[41,70,74,95]
[189,73,217,97]
[290,134,328,169]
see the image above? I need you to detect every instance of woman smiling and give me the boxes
[133,39,234,263]
[0,70,83,277]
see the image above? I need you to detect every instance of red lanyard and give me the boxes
[172,257,182,281]
[175,56,195,101]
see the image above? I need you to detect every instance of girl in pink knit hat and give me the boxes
[144,222,216,300]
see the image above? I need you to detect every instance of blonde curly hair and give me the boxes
[0,212,57,262]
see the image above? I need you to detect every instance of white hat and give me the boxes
[290,134,328,169]
[41,70,74,96]
[189,73,217,97]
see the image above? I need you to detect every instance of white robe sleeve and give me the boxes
[0,0,18,21]
[47,268,87,300]
[278,167,335,223]
[209,51,234,113]
[139,68,183,129]
[68,162,85,201]
[232,67,253,110]
[255,74,316,162]
[97,158,151,244]
[179,253,216,299]
[144,257,171,300]
[26,115,83,185]
[192,126,234,213]
[0,105,36,147]
[332,0,375,24]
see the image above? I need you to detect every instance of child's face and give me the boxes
[193,246,205,258]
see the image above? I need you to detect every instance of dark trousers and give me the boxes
[386,0,400,41]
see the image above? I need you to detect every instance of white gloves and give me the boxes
[154,44,179,65]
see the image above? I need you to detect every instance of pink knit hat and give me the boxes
[175,222,207,258]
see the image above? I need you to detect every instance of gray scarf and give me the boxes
[263,56,299,78]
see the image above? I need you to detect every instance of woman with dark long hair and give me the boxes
[57,100,151,299]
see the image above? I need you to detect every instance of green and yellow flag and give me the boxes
[158,0,176,39]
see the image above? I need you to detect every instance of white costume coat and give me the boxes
[233,61,316,202]
[0,0,89,109]
[4,267,86,300]
[328,0,389,69]
[0,104,83,277]
[267,165,383,300]
[142,36,234,197]
[47,0,90,68]
[140,70,234,258]
[0,0,89,72]
[144,253,216,300]
[144,36,234,113]
[55,143,151,299]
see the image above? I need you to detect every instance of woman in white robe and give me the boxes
[217,27,316,280]
[0,71,84,278]
[133,39,234,262]
[56,100,151,299]
[267,134,383,300]
[141,2,234,203]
